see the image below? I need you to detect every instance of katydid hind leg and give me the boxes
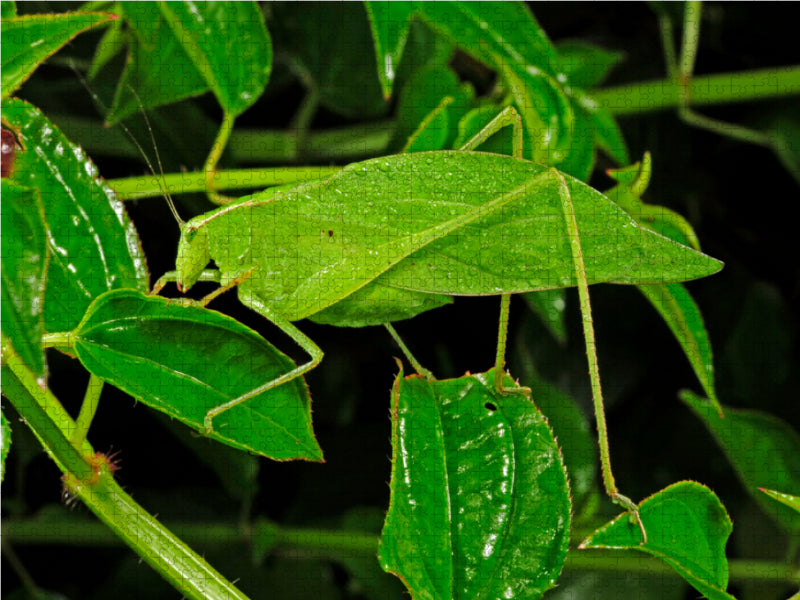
[202,291,324,434]
[553,168,648,544]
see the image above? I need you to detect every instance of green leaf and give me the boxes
[2,98,149,333]
[269,2,387,119]
[364,1,559,98]
[580,93,630,165]
[88,15,126,80]
[766,109,800,185]
[522,289,567,345]
[759,489,800,515]
[191,151,723,327]
[71,289,323,461]
[0,11,115,99]
[108,2,209,123]
[1,1,16,19]
[637,283,720,415]
[389,64,474,153]
[379,368,570,599]
[0,180,47,380]
[1,408,10,484]
[158,1,271,117]
[556,41,623,89]
[681,391,800,534]
[581,481,735,600]
[554,93,596,181]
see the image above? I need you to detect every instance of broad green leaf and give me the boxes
[0,12,114,99]
[389,64,474,153]
[108,2,209,123]
[71,289,323,461]
[364,1,559,98]
[681,391,800,534]
[556,40,623,89]
[269,2,387,119]
[580,93,630,165]
[581,481,735,600]
[159,1,271,116]
[522,289,567,344]
[495,55,575,166]
[379,368,570,599]
[1,1,16,18]
[190,151,723,327]
[2,98,148,333]
[1,409,10,484]
[402,96,453,154]
[637,283,720,415]
[0,180,48,380]
[554,93,595,181]
[88,14,126,80]
[759,489,800,514]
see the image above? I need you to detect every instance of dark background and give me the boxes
[3,2,799,598]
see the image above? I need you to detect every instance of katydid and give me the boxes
[154,106,721,539]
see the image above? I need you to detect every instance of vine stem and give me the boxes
[1,335,251,600]
[72,374,104,445]
[204,110,238,205]
[110,165,342,201]
[592,66,800,116]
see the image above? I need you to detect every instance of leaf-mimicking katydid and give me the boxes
[153,106,722,537]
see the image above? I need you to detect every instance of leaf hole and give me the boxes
[485,402,497,412]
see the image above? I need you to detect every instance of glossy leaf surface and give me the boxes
[0,409,9,483]
[0,12,114,99]
[2,98,148,333]
[556,40,623,89]
[638,283,720,414]
[364,1,558,98]
[71,290,322,461]
[191,151,723,326]
[0,180,48,379]
[379,368,570,599]
[581,481,735,600]
[108,2,209,123]
[681,391,800,534]
[759,488,800,514]
[159,1,271,116]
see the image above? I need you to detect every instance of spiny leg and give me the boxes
[457,105,526,392]
[203,291,324,434]
[384,323,434,380]
[551,168,648,544]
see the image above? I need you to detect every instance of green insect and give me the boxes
[153,107,721,537]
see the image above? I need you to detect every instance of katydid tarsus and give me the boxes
[150,105,663,539]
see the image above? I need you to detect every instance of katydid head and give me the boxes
[176,220,211,292]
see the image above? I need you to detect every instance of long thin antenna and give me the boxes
[70,62,184,226]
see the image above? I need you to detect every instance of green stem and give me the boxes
[593,66,800,116]
[110,166,342,201]
[679,1,703,80]
[1,334,251,600]
[4,518,797,586]
[72,374,104,444]
[205,111,238,205]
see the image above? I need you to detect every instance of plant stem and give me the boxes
[593,66,800,116]
[1,335,252,600]
[72,374,104,444]
[110,165,342,201]
[205,111,238,205]
[4,518,797,586]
